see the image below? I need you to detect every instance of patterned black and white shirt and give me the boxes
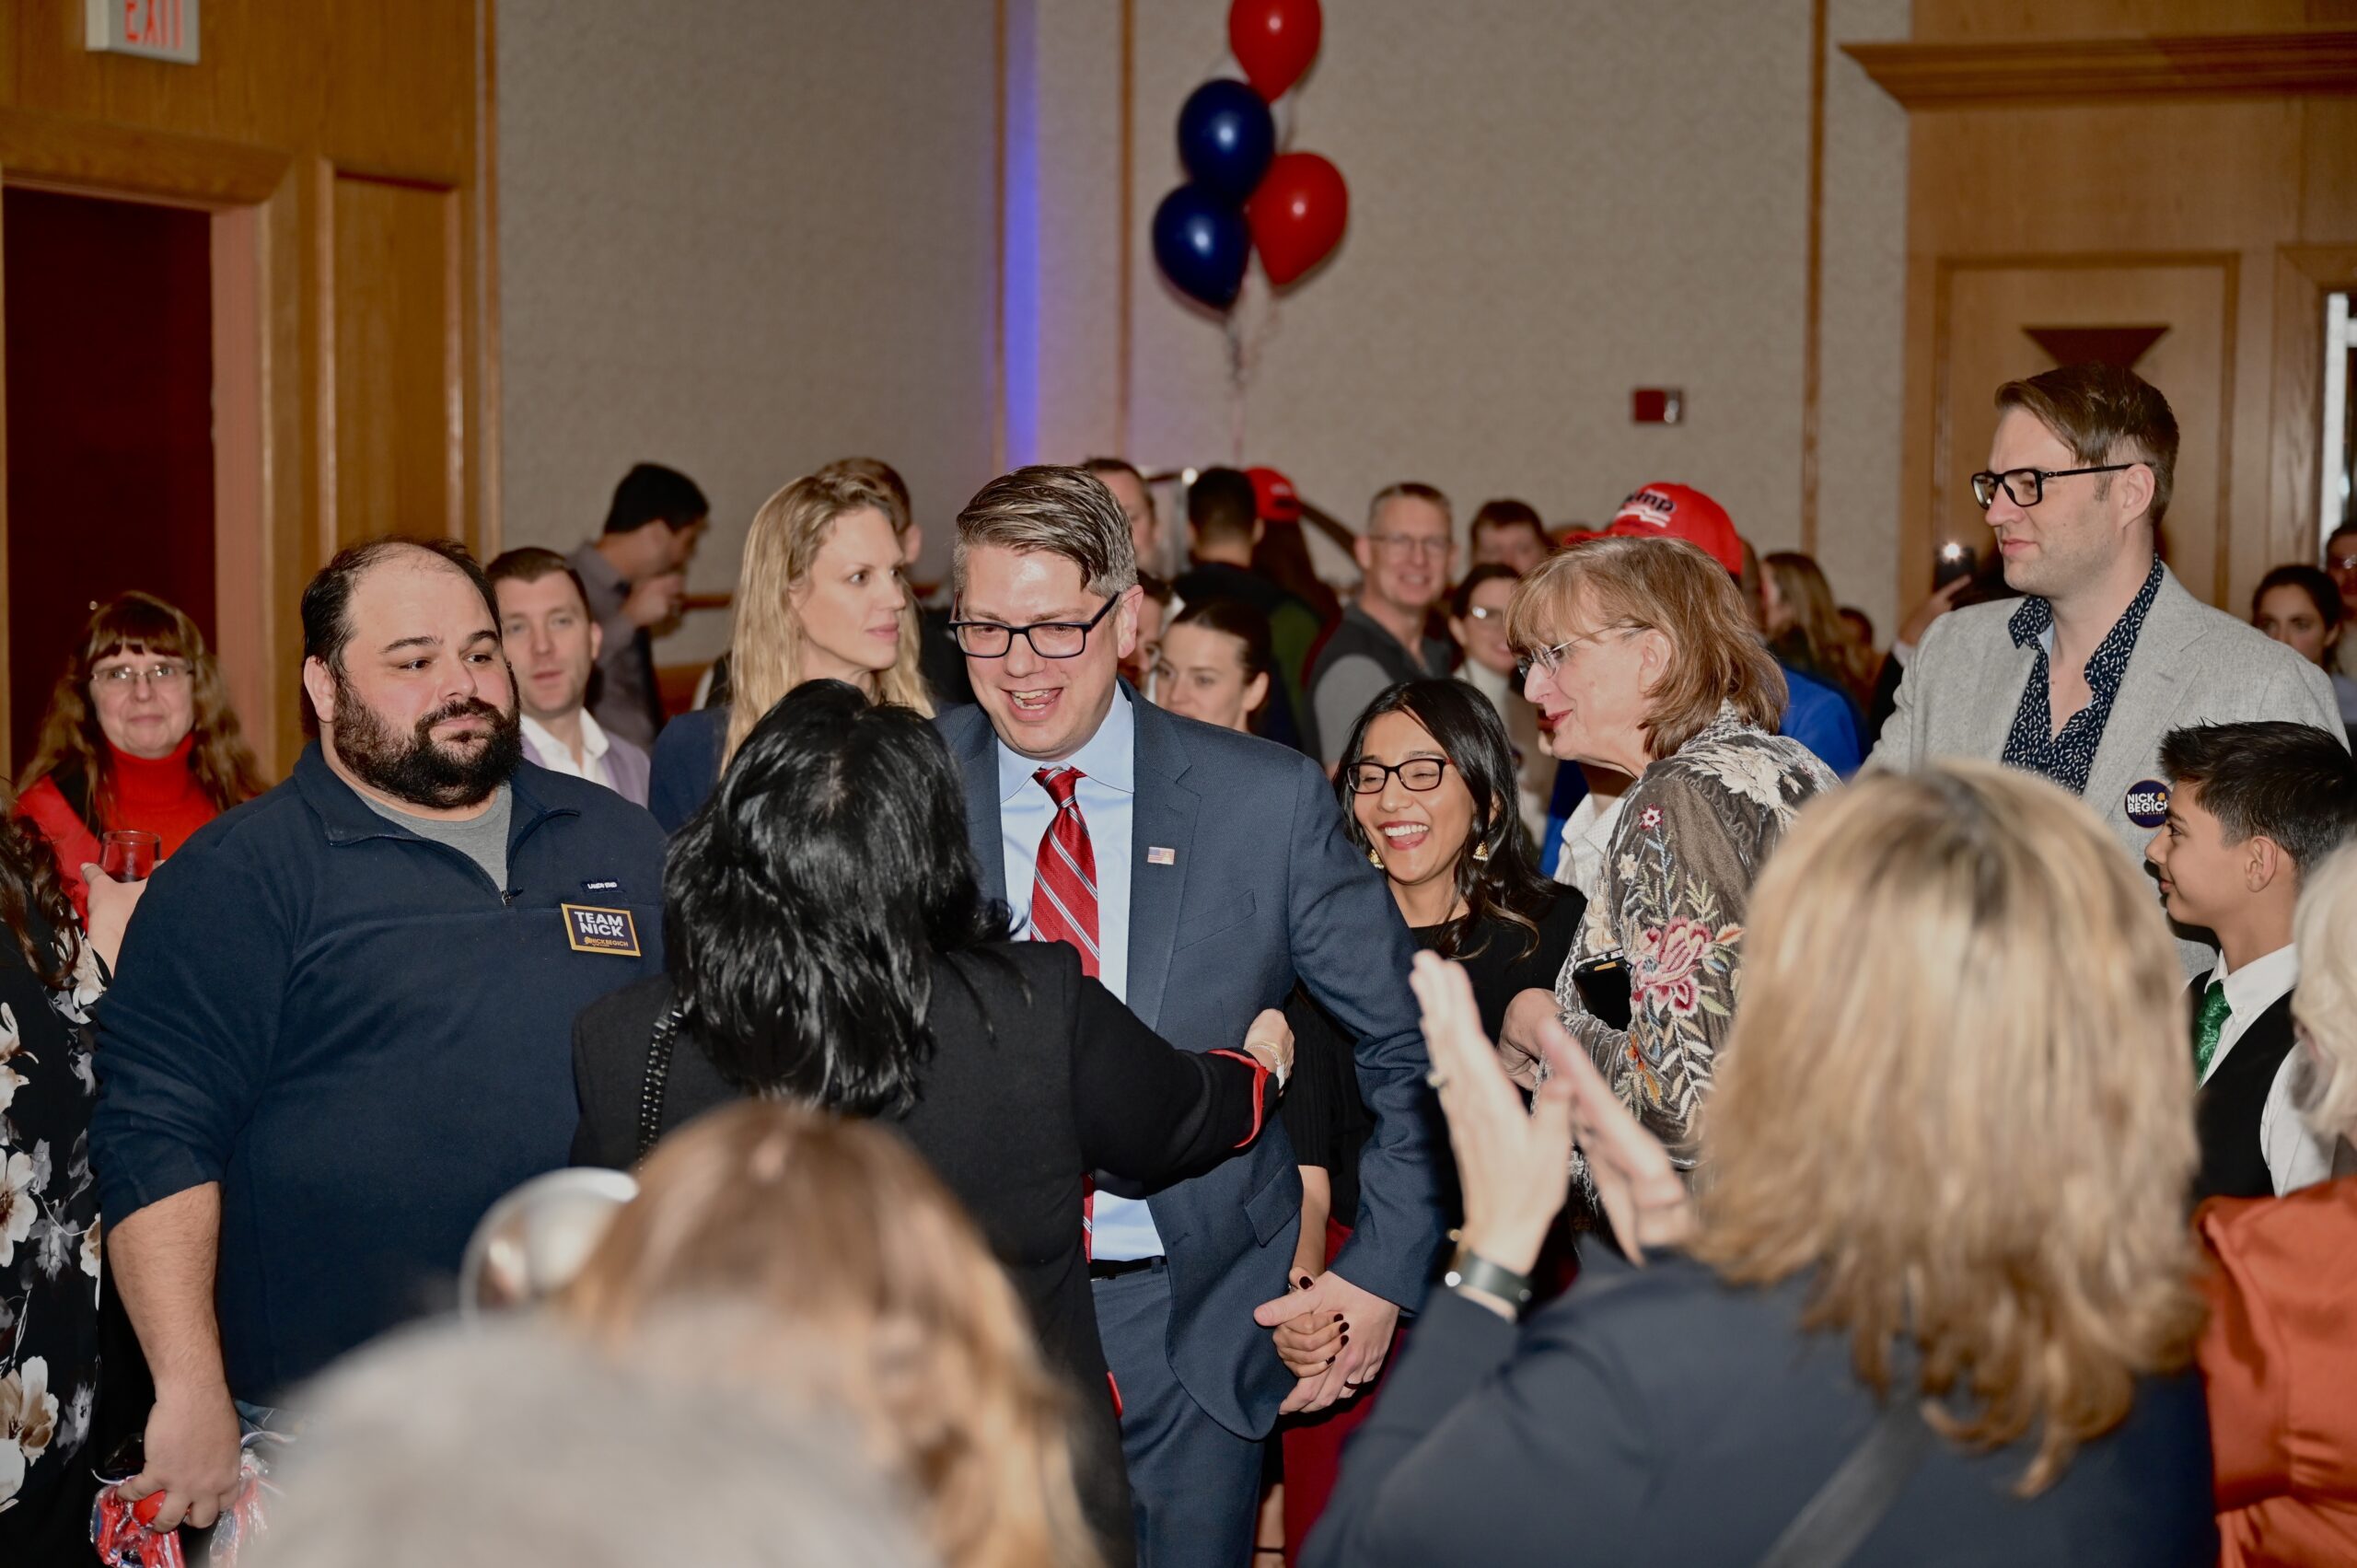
[1999,555,2165,796]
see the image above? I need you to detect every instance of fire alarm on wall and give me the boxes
[1631,389,1683,424]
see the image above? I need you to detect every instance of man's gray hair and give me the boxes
[252,1319,935,1568]
[953,464,1139,599]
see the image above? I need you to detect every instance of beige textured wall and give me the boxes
[1024,0,1911,627]
[496,0,999,664]
[498,0,1913,658]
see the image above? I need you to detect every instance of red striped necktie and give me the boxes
[1028,766,1101,977]
[1031,765,1105,1269]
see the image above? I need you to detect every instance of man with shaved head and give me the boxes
[93,536,667,1532]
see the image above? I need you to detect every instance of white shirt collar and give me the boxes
[521,710,611,771]
[996,685,1138,805]
[2214,944,2299,1020]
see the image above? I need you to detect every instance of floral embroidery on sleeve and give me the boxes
[1553,709,1837,1168]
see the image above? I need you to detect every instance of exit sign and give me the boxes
[87,0,200,64]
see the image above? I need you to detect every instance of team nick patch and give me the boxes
[562,904,642,957]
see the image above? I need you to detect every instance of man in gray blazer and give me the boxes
[937,466,1442,1568]
[1873,363,2343,970]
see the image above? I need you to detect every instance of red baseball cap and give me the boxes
[1248,466,1302,525]
[1603,482,1743,575]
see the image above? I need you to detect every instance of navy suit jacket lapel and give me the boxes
[1126,697,1200,1037]
[951,711,1008,905]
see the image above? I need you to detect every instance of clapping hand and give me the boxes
[1410,952,1691,1272]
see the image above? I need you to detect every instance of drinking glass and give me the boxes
[99,830,161,883]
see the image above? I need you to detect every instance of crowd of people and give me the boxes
[2,359,2354,1566]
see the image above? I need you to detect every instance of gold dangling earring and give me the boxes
[1368,844,1385,869]
[1471,841,1491,865]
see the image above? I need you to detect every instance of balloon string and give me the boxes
[1227,307,1248,466]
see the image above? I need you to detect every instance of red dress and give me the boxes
[2197,1175,2357,1566]
[14,736,223,917]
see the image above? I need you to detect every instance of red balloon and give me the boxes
[1228,0,1322,102]
[1248,153,1347,287]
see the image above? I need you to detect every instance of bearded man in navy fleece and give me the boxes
[91,537,666,1532]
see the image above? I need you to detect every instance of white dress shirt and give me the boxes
[2199,945,2333,1195]
[1554,790,1629,902]
[996,688,1163,1259]
[521,711,616,788]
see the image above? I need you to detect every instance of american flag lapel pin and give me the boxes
[1146,846,1177,865]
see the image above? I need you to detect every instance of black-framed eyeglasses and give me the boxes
[1346,758,1450,796]
[949,596,1120,658]
[1969,464,2133,509]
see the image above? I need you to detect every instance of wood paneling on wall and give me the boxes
[1852,2,2357,619]
[0,0,495,776]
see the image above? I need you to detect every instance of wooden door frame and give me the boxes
[0,110,302,781]
[2270,246,2357,565]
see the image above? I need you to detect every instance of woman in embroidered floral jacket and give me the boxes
[1498,537,1837,1167]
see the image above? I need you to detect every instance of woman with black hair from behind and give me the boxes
[1271,679,1584,1557]
[569,679,1292,1567]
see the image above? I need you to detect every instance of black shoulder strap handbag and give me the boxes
[634,1002,684,1161]
[1756,1394,1933,1568]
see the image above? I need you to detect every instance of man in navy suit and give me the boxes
[936,466,1443,1566]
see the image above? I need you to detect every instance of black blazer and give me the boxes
[570,939,1274,1560]
[2192,984,2299,1203]
[1306,1249,2217,1568]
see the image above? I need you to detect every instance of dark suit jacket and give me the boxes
[645,704,725,833]
[2193,985,2300,1203]
[570,941,1275,1562]
[1307,1250,2219,1568]
[937,691,1445,1439]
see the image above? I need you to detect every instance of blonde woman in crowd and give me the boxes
[2197,840,2357,1564]
[647,467,931,828]
[558,1100,1098,1568]
[1310,763,2215,1566]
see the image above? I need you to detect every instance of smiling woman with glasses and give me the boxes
[13,592,264,917]
[1492,536,1837,1181]
[1272,679,1584,1548]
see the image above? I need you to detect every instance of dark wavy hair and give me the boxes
[1,795,78,989]
[1334,679,1560,962]
[663,680,1010,1115]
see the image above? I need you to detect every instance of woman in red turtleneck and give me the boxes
[14,592,266,918]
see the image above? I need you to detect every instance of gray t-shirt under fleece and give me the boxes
[359,784,513,890]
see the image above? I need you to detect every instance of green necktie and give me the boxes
[2193,980,2231,1079]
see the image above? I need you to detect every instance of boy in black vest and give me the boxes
[2145,721,2357,1201]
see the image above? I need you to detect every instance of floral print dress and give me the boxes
[0,909,105,1555]
[1552,705,1836,1168]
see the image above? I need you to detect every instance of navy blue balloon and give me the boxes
[1178,79,1276,203]
[1152,184,1250,310]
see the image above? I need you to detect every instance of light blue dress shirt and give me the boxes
[996,688,1164,1259]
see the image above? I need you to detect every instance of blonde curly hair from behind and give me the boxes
[2292,842,2357,1143]
[1689,761,2205,1495]
[555,1101,1098,1568]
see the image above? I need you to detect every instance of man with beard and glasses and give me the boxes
[89,537,666,1536]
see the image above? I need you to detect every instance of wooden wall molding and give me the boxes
[1845,29,2357,110]
[0,109,288,207]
